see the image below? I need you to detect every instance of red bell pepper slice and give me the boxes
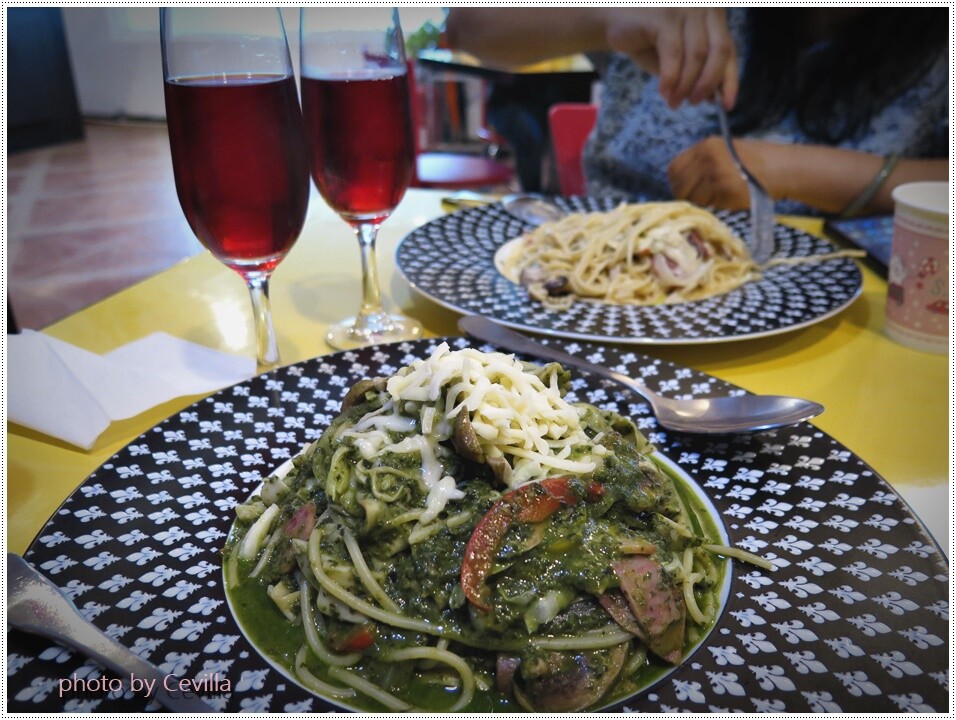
[330,623,376,653]
[461,476,591,612]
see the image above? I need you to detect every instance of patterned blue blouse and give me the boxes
[583,9,948,215]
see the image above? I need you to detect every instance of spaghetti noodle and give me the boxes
[225,345,766,712]
[497,201,756,310]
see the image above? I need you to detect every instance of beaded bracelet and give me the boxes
[839,153,901,218]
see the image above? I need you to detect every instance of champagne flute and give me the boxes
[161,8,310,369]
[300,7,423,350]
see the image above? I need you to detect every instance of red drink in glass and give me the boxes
[301,72,414,225]
[165,74,310,273]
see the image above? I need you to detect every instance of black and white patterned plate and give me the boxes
[395,198,863,344]
[9,338,947,712]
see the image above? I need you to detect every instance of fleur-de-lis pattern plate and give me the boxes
[395,198,863,344]
[9,338,947,712]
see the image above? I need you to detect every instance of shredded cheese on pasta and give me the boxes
[387,343,605,490]
[331,344,612,523]
[329,344,612,523]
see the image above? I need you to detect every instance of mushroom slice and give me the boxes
[340,377,387,411]
[452,411,486,463]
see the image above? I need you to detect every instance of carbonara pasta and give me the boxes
[497,201,757,310]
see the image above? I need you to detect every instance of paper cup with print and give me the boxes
[884,181,948,354]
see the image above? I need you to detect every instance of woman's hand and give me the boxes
[669,138,947,215]
[603,8,738,108]
[668,136,758,210]
[445,8,738,108]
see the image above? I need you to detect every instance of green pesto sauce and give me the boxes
[224,460,726,712]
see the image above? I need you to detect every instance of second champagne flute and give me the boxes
[300,7,423,350]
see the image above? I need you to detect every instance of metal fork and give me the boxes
[715,93,775,264]
[7,553,214,712]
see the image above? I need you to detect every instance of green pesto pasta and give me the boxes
[225,344,752,712]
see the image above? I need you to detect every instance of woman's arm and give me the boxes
[444,8,608,67]
[444,8,738,108]
[668,137,947,215]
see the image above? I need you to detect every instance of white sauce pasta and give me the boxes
[497,201,757,309]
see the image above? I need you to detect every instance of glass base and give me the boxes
[326,312,423,351]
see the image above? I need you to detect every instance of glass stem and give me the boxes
[245,272,280,370]
[354,222,386,320]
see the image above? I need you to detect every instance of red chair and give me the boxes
[407,61,515,190]
[548,102,598,196]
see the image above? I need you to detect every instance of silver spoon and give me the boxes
[500,194,567,226]
[440,191,567,226]
[459,316,824,434]
[7,553,215,712]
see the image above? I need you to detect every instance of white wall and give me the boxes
[62,7,446,120]
[63,7,166,118]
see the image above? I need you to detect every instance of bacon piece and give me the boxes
[496,654,521,696]
[517,644,628,712]
[610,555,686,664]
[685,228,711,259]
[283,502,317,541]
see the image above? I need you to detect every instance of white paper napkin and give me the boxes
[8,330,257,450]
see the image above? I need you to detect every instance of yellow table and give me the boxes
[8,189,948,557]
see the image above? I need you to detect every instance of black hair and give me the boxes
[731,8,947,143]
